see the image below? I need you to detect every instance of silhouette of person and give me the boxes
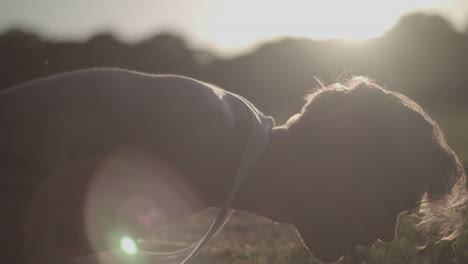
[235,76,467,262]
[1,69,466,264]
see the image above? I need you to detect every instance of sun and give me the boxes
[202,0,443,53]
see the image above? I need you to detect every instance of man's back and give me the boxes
[0,68,255,262]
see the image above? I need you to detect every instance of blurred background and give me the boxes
[1,0,467,164]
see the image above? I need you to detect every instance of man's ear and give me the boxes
[284,113,301,128]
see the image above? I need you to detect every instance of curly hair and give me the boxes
[288,76,467,242]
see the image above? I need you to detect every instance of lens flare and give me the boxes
[120,237,138,255]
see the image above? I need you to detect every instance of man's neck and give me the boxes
[232,127,295,222]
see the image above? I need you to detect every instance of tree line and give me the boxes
[1,13,467,124]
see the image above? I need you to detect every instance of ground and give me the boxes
[83,208,468,264]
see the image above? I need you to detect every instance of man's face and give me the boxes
[298,200,402,263]
[286,173,420,263]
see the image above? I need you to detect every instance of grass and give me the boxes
[127,208,468,264]
[136,208,320,264]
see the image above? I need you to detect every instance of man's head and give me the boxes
[280,77,467,262]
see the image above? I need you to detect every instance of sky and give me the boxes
[1,0,467,57]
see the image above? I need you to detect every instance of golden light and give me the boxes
[203,0,443,53]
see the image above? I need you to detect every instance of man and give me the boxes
[1,69,466,263]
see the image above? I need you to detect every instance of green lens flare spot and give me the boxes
[120,237,138,255]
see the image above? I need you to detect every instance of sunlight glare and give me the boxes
[206,0,443,51]
[84,149,205,255]
[120,236,138,255]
